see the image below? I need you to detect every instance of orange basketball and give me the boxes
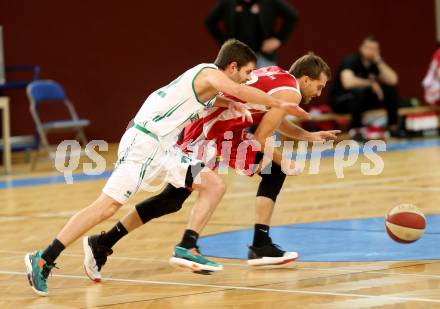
[385,204,426,243]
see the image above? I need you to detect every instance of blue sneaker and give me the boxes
[24,250,55,296]
[169,246,223,272]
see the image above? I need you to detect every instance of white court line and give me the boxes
[3,270,440,304]
[1,250,439,279]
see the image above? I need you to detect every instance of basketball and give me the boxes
[385,204,426,243]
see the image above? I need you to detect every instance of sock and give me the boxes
[253,224,271,247]
[177,229,199,249]
[41,238,65,264]
[98,221,128,249]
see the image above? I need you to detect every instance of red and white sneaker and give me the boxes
[247,243,298,266]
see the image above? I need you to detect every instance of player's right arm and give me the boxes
[253,90,300,173]
[204,69,310,119]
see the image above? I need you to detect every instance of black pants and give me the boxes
[330,84,399,128]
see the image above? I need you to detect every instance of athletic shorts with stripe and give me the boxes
[103,127,204,204]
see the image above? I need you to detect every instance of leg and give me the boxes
[57,193,122,246]
[111,183,191,234]
[255,196,276,226]
[248,162,298,266]
[25,127,159,294]
[25,193,122,295]
[254,157,285,228]
[170,164,226,272]
[185,167,226,233]
[83,184,192,281]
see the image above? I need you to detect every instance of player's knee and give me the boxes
[210,175,226,197]
[198,171,225,197]
[257,163,286,202]
[136,184,191,223]
[96,193,122,220]
[218,180,226,197]
[99,201,122,220]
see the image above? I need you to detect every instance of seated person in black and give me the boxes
[329,35,402,140]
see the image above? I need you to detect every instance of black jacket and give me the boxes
[205,0,298,46]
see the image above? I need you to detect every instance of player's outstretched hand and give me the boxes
[280,102,310,119]
[229,101,253,123]
[309,130,341,142]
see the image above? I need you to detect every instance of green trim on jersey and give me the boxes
[116,134,138,167]
[191,66,218,106]
[135,146,159,192]
[134,124,159,141]
[152,98,190,123]
[162,111,197,138]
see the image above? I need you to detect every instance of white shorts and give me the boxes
[103,126,203,204]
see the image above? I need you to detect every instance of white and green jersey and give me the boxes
[134,63,218,142]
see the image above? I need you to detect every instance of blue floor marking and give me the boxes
[0,171,112,189]
[198,215,440,262]
[1,138,440,190]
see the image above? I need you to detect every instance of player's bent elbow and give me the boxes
[197,171,226,197]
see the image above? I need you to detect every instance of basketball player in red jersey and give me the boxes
[82,53,339,277]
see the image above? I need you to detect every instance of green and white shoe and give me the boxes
[24,250,55,296]
[169,246,223,272]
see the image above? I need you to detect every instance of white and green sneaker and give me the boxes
[24,250,55,296]
[169,246,223,272]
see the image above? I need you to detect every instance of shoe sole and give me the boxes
[24,253,48,297]
[82,237,102,283]
[169,257,223,272]
[247,253,299,266]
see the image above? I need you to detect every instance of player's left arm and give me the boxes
[253,90,299,166]
[278,118,341,142]
[213,96,253,122]
[254,90,340,142]
[203,68,309,118]
[253,90,300,144]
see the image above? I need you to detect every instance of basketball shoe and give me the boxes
[169,246,223,272]
[24,250,56,296]
[247,243,298,266]
[83,234,113,282]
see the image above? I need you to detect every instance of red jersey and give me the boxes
[181,66,301,175]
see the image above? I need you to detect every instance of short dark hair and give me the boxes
[362,35,379,44]
[289,52,331,80]
[214,39,257,70]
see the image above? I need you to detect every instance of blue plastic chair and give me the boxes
[26,80,89,168]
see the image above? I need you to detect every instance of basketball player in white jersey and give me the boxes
[80,53,338,279]
[24,39,310,296]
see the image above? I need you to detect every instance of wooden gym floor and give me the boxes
[1,140,440,308]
